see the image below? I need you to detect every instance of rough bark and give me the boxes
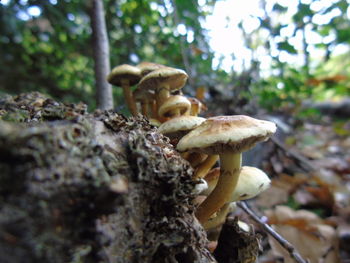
[91,0,114,110]
[0,92,215,263]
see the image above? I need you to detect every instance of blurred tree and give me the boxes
[0,0,216,111]
[0,0,349,113]
[90,0,113,110]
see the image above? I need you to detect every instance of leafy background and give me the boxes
[0,0,349,113]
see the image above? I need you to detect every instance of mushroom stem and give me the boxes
[141,101,149,117]
[193,155,219,179]
[151,100,158,119]
[202,202,232,230]
[121,79,138,116]
[190,103,199,116]
[195,153,242,224]
[157,86,170,107]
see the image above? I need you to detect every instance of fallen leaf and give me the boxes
[266,206,340,263]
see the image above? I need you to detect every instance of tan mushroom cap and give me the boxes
[158,116,206,135]
[177,115,277,154]
[107,64,141,86]
[202,166,271,200]
[158,95,191,118]
[138,67,188,92]
[136,62,165,77]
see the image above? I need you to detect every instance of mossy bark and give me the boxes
[0,92,215,263]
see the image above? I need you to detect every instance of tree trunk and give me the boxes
[0,92,216,263]
[91,0,114,110]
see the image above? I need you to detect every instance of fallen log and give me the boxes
[0,92,215,263]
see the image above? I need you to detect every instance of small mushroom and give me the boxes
[177,115,276,223]
[107,64,141,116]
[201,166,271,200]
[138,67,188,109]
[201,167,270,230]
[158,95,191,119]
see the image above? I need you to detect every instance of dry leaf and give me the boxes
[266,206,340,263]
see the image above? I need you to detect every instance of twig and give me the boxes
[237,201,309,263]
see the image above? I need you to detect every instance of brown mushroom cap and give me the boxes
[138,67,188,93]
[177,115,277,155]
[158,95,191,118]
[136,62,165,77]
[107,64,141,86]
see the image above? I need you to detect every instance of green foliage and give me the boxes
[0,0,349,113]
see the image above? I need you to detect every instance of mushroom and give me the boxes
[138,67,188,109]
[201,167,270,230]
[158,115,205,146]
[177,115,276,223]
[107,64,141,116]
[158,95,191,119]
[201,166,271,200]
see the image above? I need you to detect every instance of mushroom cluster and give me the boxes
[107,62,276,239]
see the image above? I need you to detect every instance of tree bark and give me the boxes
[91,0,114,110]
[0,92,216,263]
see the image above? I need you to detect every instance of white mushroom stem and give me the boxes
[195,153,242,224]
[194,155,219,179]
[121,79,138,116]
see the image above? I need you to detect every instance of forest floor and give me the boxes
[237,116,350,263]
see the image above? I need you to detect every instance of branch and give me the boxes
[237,201,309,263]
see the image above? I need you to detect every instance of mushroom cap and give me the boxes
[133,87,155,102]
[136,61,165,77]
[138,67,188,92]
[202,166,271,200]
[176,115,276,154]
[158,115,206,135]
[107,64,141,86]
[158,95,191,118]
